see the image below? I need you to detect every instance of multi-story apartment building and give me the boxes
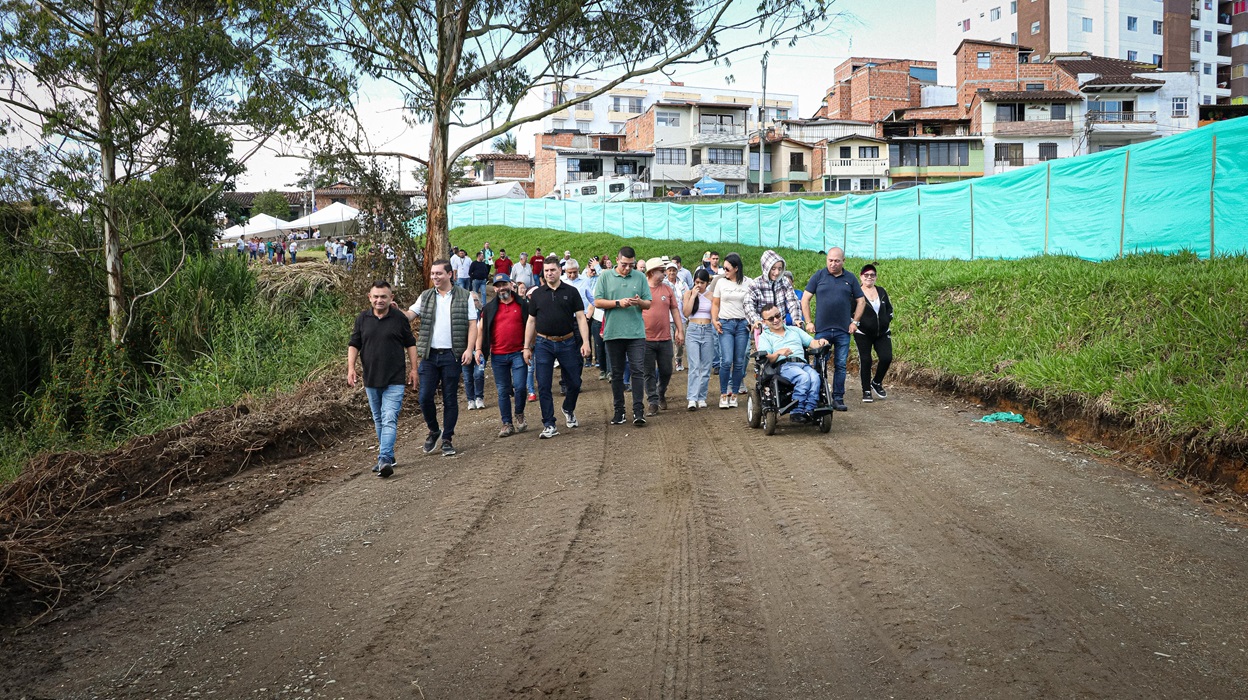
[533,131,655,199]
[622,101,752,194]
[814,57,939,123]
[756,118,882,192]
[937,0,1247,105]
[536,78,798,135]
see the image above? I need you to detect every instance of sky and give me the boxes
[235,0,946,191]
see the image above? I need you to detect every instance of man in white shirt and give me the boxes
[452,248,472,289]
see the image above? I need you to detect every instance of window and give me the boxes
[1205,30,1213,42]
[962,18,971,31]
[1010,1,1017,14]
[580,185,598,195]
[1127,16,1138,31]
[749,152,772,170]
[691,149,701,165]
[1205,62,1213,75]
[1011,31,1018,43]
[836,178,852,191]
[1234,64,1247,79]
[990,7,1001,21]
[707,148,743,165]
[611,96,643,113]
[1234,32,1248,47]
[839,146,852,159]
[994,143,1024,166]
[724,185,739,195]
[1039,143,1058,161]
[1026,83,1044,91]
[859,146,880,159]
[552,119,566,130]
[1203,95,1213,105]
[576,121,590,132]
[996,103,1025,122]
[608,183,626,193]
[614,159,637,175]
[599,137,620,151]
[1154,54,1163,66]
[978,51,992,69]
[1031,21,1041,34]
[612,123,625,134]
[656,111,681,127]
[889,142,969,168]
[699,113,736,134]
[1153,20,1163,35]
[1128,50,1138,61]
[789,152,805,170]
[656,148,686,164]
[860,178,882,191]
[1235,1,1248,14]
[1082,17,1093,32]
[1051,103,1068,120]
[1172,96,1189,117]
[773,108,790,120]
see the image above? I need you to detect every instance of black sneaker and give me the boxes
[633,414,647,426]
[378,461,394,478]
[833,399,848,412]
[423,430,441,454]
[610,412,627,425]
[862,390,874,403]
[371,461,381,474]
[872,381,887,399]
[790,412,808,424]
[441,440,457,457]
[646,402,659,416]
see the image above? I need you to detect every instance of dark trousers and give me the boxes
[606,338,646,416]
[418,349,462,440]
[854,333,893,390]
[534,336,583,427]
[590,318,604,366]
[643,339,674,405]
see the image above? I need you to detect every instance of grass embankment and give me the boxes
[0,258,354,483]
[454,225,1248,457]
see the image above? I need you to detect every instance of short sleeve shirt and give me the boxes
[643,282,678,341]
[756,325,814,360]
[529,282,584,337]
[713,277,750,320]
[348,308,416,388]
[594,269,651,341]
[805,268,863,334]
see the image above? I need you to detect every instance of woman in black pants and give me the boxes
[854,263,893,403]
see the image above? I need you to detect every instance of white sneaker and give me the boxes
[719,395,730,409]
[687,400,697,411]
[466,400,476,411]
[476,398,486,409]
[563,409,579,428]
[697,399,708,409]
[729,395,738,408]
[540,425,559,439]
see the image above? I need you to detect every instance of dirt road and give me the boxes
[4,370,1248,699]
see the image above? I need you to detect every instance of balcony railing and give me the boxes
[566,172,602,182]
[1086,111,1157,123]
[993,157,1052,169]
[1192,39,1202,53]
[697,124,746,136]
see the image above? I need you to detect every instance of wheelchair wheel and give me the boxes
[762,410,778,436]
[818,413,832,433]
[747,391,762,428]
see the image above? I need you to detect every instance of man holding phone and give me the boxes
[593,246,652,426]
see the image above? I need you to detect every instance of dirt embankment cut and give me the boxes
[0,378,368,626]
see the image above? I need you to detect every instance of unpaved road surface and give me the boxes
[4,373,1248,699]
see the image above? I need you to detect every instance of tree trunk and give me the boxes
[96,0,124,345]
[423,113,452,281]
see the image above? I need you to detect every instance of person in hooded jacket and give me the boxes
[854,262,893,403]
[744,249,804,331]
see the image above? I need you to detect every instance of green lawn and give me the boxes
[453,225,1248,450]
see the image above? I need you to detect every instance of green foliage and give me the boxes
[251,190,294,220]
[492,133,518,155]
[452,226,1248,448]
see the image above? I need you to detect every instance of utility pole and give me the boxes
[759,53,769,194]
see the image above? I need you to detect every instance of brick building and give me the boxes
[815,57,939,126]
[470,153,535,197]
[533,130,654,198]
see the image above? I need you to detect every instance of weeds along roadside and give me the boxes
[0,253,357,483]
[453,225,1248,466]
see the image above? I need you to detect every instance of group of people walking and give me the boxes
[346,243,894,476]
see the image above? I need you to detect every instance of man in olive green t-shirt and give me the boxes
[593,245,652,426]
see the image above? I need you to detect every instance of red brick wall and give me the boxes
[624,108,656,151]
[955,41,1064,113]
[534,132,576,197]
[491,159,533,179]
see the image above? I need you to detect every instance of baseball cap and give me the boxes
[492,273,512,285]
[665,261,678,270]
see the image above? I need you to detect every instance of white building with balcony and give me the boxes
[821,135,891,191]
[625,102,754,194]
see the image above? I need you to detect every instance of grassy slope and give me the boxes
[454,225,1248,448]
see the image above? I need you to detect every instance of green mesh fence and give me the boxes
[449,117,1248,260]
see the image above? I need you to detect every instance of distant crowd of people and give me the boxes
[347,241,894,474]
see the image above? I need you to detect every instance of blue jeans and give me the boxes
[718,318,749,396]
[779,362,821,414]
[534,337,583,427]
[684,322,715,402]
[491,352,528,425]
[816,329,852,401]
[365,384,405,464]
[471,278,486,299]
[462,361,485,402]
[456,278,471,290]
[418,349,463,440]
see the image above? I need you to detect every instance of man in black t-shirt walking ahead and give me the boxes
[348,280,417,478]
[524,257,590,439]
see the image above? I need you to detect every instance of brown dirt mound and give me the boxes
[889,361,1248,496]
[0,378,368,626]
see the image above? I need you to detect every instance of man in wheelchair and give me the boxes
[752,303,832,427]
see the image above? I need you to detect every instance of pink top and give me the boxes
[690,291,712,320]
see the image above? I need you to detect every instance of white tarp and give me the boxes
[281,201,361,235]
[451,182,528,203]
[219,213,290,240]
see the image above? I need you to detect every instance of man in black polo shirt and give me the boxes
[523,257,590,439]
[347,280,417,478]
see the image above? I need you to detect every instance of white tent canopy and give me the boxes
[451,182,528,203]
[220,213,290,240]
[281,202,361,235]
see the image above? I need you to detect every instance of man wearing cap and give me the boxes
[525,257,590,438]
[476,273,530,437]
[642,258,684,415]
[594,246,652,426]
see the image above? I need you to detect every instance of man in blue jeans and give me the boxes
[347,280,417,478]
[801,247,865,412]
[475,272,531,437]
[524,257,590,439]
[399,258,478,456]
